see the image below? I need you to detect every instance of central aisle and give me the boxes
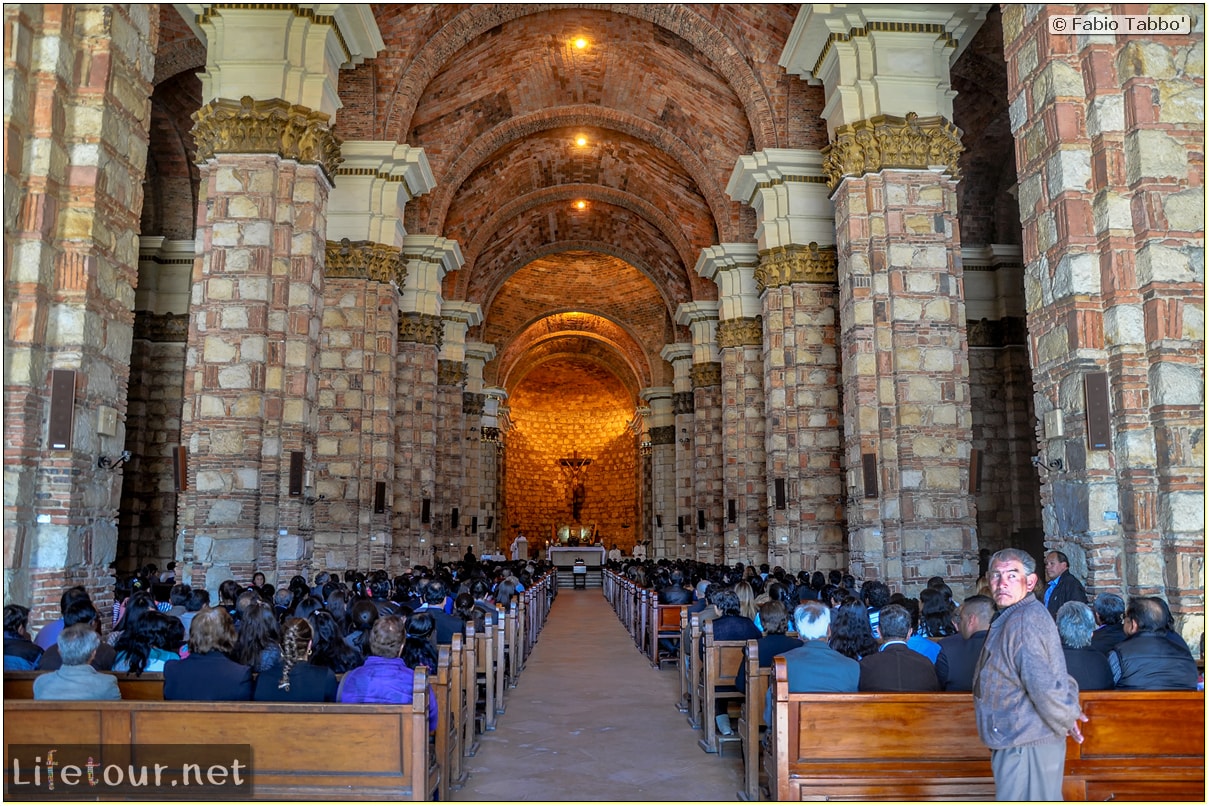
[453,587,745,801]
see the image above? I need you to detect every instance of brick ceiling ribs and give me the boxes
[150,3,1010,403]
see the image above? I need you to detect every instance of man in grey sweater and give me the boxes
[973,548,1086,800]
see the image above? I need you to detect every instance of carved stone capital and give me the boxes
[716,316,763,349]
[822,112,962,190]
[691,362,722,389]
[325,239,406,286]
[649,425,676,446]
[192,96,343,181]
[481,426,500,442]
[398,312,443,346]
[673,391,695,415]
[756,243,838,291]
[463,392,486,416]
[134,312,189,342]
[438,359,468,388]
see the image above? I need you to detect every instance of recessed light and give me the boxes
[574,37,588,50]
[574,200,587,210]
[575,136,587,147]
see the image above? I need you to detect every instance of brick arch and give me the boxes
[456,183,697,295]
[153,5,206,85]
[493,307,654,388]
[424,106,738,243]
[499,330,648,401]
[380,4,779,154]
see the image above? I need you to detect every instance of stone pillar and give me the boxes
[641,387,676,560]
[122,238,194,574]
[3,5,157,620]
[177,3,381,591]
[480,387,507,554]
[783,5,985,590]
[435,301,482,562]
[728,149,844,574]
[462,342,497,558]
[1003,5,1204,641]
[697,246,768,567]
[394,235,461,568]
[676,303,724,564]
[319,140,432,575]
[659,344,694,560]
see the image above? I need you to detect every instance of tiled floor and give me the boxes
[453,588,745,802]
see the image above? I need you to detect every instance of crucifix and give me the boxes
[557,450,592,522]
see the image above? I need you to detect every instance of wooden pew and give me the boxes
[676,609,695,717]
[696,618,747,755]
[3,668,437,801]
[5,670,165,700]
[769,656,1206,801]
[736,640,765,801]
[648,602,686,669]
[431,636,466,793]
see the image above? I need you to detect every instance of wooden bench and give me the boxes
[648,601,686,669]
[5,670,165,700]
[769,656,1206,801]
[3,667,437,801]
[737,640,766,801]
[696,618,747,755]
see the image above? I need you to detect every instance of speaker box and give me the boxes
[1084,371,1111,450]
[172,446,188,492]
[471,516,478,534]
[421,498,431,524]
[48,369,76,450]
[969,449,982,495]
[451,507,459,529]
[677,516,684,534]
[774,478,786,510]
[288,451,304,497]
[862,452,878,498]
[697,509,705,530]
[373,481,386,513]
[727,499,736,523]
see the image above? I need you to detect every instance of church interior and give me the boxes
[2,3,1203,643]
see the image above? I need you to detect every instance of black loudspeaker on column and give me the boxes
[373,481,386,513]
[1084,371,1111,450]
[48,369,76,450]
[969,449,982,495]
[697,509,705,530]
[451,507,459,529]
[774,478,786,510]
[288,451,304,497]
[861,453,879,499]
[172,446,188,492]
[421,498,431,524]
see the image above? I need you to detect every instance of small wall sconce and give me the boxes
[98,451,131,470]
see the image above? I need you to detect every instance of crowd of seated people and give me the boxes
[7,555,553,706]
[604,556,1204,704]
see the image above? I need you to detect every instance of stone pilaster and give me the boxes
[480,387,507,554]
[434,301,481,562]
[660,343,694,559]
[697,245,768,566]
[3,5,157,622]
[677,303,723,564]
[1003,5,1204,641]
[393,235,460,567]
[641,387,677,560]
[728,149,843,574]
[461,341,497,558]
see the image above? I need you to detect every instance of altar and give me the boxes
[547,545,606,568]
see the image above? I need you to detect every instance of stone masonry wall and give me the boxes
[692,373,724,564]
[393,334,439,568]
[720,342,768,566]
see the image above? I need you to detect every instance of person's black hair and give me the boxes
[3,603,30,634]
[401,611,438,674]
[828,601,878,660]
[307,608,363,673]
[63,599,100,629]
[185,588,210,612]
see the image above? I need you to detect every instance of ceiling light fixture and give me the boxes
[573,37,588,50]
[574,200,587,211]
[575,135,587,147]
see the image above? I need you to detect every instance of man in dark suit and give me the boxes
[417,580,464,645]
[1042,550,1087,618]
[782,601,860,693]
[935,594,993,691]
[658,569,693,605]
[1089,592,1127,655]
[858,604,940,692]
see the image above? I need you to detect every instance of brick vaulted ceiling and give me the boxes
[148,4,1012,401]
[336,4,809,395]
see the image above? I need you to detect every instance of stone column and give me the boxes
[659,344,694,559]
[462,341,497,558]
[177,4,380,591]
[320,140,432,576]
[782,5,986,589]
[676,303,724,564]
[3,5,156,620]
[394,235,461,568]
[123,238,194,573]
[728,149,843,574]
[697,246,768,567]
[480,387,507,554]
[435,301,482,562]
[641,387,676,560]
[1003,6,1204,641]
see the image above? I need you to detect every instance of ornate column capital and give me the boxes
[438,359,469,388]
[716,317,763,349]
[397,312,443,346]
[690,362,722,389]
[324,239,405,286]
[756,243,839,291]
[192,96,343,181]
[821,112,963,190]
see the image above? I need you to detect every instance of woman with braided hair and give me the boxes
[253,617,337,702]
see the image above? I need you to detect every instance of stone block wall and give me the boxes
[392,334,439,568]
